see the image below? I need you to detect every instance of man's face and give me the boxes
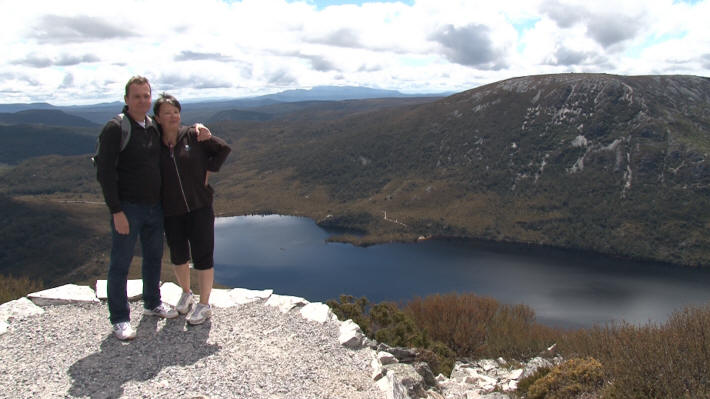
[124,83,151,117]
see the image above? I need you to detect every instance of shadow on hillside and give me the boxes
[67,315,220,398]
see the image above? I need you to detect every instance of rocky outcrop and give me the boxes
[1,282,559,399]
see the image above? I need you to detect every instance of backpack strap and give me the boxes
[117,113,132,152]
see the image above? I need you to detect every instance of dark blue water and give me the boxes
[214,215,710,328]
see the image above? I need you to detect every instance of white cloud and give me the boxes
[0,0,707,105]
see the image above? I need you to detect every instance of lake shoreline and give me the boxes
[219,211,694,270]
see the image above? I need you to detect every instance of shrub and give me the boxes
[558,303,710,398]
[326,295,372,335]
[405,292,558,358]
[526,357,604,399]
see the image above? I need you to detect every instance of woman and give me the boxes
[154,93,231,325]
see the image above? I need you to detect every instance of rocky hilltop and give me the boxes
[0,282,556,399]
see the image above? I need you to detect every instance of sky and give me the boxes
[1,0,708,105]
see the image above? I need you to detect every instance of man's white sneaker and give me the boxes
[112,322,136,340]
[176,291,194,315]
[143,302,178,319]
[187,304,212,325]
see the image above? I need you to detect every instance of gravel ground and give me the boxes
[0,301,383,399]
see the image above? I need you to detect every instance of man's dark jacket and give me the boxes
[96,111,162,214]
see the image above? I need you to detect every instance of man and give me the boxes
[96,76,182,340]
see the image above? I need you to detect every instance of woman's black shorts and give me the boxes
[163,206,215,270]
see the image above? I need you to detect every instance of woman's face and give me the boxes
[156,103,181,131]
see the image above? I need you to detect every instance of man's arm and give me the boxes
[96,121,130,234]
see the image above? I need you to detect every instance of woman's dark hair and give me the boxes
[153,92,182,116]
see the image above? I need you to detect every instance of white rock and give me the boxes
[0,321,7,336]
[159,282,183,307]
[377,351,398,365]
[339,319,365,349]
[464,371,497,391]
[508,369,523,380]
[208,288,235,308]
[265,294,309,313]
[95,279,143,300]
[27,284,99,305]
[371,356,385,380]
[376,370,410,399]
[299,302,333,324]
[0,297,45,322]
[478,359,498,372]
[230,288,272,304]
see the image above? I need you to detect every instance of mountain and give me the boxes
[0,86,446,125]
[0,102,56,113]
[0,109,98,127]
[207,73,710,266]
[2,73,709,267]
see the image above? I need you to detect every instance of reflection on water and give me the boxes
[214,215,710,328]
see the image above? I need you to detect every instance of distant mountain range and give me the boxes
[0,86,449,124]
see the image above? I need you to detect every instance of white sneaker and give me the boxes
[112,322,136,340]
[187,304,212,325]
[176,291,194,315]
[143,302,178,319]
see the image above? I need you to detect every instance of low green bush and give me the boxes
[526,357,604,399]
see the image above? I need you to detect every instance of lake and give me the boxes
[214,215,710,328]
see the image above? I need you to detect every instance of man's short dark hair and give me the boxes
[153,92,182,116]
[124,75,151,97]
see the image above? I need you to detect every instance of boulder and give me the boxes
[158,282,183,307]
[265,294,309,313]
[339,319,365,349]
[383,363,429,399]
[0,297,44,322]
[299,302,334,324]
[376,370,410,399]
[27,284,99,306]
[230,288,272,305]
[95,279,143,300]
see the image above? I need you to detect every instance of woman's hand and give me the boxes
[194,123,212,142]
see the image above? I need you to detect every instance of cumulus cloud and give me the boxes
[540,0,587,28]
[30,15,137,43]
[156,74,233,91]
[59,73,74,89]
[12,53,100,68]
[174,51,234,62]
[306,28,362,48]
[267,70,298,86]
[586,15,640,48]
[431,24,507,70]
[545,46,606,66]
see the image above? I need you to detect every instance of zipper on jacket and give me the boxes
[170,144,191,213]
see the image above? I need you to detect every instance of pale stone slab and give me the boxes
[0,321,7,336]
[265,294,309,313]
[338,319,364,348]
[210,287,274,308]
[95,279,143,300]
[299,302,333,324]
[159,282,183,307]
[377,351,398,365]
[0,297,45,322]
[27,284,100,306]
[230,288,272,305]
[508,369,523,380]
[208,288,234,308]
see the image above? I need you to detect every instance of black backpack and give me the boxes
[91,113,153,167]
